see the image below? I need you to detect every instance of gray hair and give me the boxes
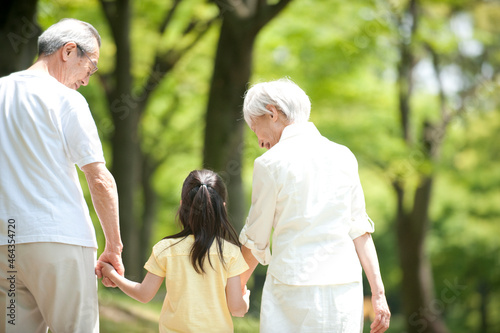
[243,78,311,126]
[38,18,101,56]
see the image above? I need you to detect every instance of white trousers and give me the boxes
[0,243,99,333]
[260,275,363,333]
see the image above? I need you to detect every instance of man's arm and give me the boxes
[353,232,390,333]
[82,162,124,287]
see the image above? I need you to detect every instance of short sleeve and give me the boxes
[144,249,167,277]
[227,247,249,278]
[61,94,105,169]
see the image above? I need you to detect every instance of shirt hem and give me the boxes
[0,236,97,249]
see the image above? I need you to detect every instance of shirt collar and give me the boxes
[279,122,320,143]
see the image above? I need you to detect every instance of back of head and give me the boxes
[178,169,228,226]
[177,169,240,274]
[38,18,101,56]
[243,78,311,126]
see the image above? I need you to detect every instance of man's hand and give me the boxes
[95,247,124,287]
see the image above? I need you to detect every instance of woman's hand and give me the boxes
[370,293,390,333]
[243,285,251,311]
[353,233,390,332]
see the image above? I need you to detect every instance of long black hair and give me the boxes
[164,169,241,274]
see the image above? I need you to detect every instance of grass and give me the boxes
[98,287,260,333]
[98,287,405,333]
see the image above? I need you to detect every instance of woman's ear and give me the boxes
[265,104,280,122]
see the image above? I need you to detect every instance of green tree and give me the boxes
[6,1,499,330]
[0,0,40,76]
[248,0,500,331]
[203,0,293,229]
[98,0,217,278]
[389,1,500,331]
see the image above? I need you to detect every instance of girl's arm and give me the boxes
[100,261,164,303]
[226,275,250,317]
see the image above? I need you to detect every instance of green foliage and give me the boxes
[429,109,500,331]
[30,0,500,331]
[251,0,500,330]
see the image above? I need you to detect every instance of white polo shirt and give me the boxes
[0,70,105,248]
[240,122,374,286]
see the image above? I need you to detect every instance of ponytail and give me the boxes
[164,170,240,274]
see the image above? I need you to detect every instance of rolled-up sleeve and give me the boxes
[348,171,375,239]
[239,158,277,265]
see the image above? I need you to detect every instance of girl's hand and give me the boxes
[98,261,116,280]
[95,251,123,288]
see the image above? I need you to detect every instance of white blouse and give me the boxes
[240,122,374,286]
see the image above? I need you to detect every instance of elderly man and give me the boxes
[239,78,391,332]
[0,19,123,332]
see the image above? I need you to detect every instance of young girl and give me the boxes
[100,169,250,332]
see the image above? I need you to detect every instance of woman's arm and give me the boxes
[100,262,164,303]
[239,246,259,291]
[226,275,250,317]
[353,232,390,333]
[239,160,277,289]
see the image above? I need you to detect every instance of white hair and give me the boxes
[242,78,311,126]
[38,18,101,56]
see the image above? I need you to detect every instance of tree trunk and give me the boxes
[140,154,158,271]
[204,0,292,230]
[100,0,217,278]
[111,108,142,279]
[100,0,143,279]
[203,18,256,229]
[478,280,489,333]
[393,1,449,331]
[203,1,292,317]
[396,177,449,333]
[0,0,40,76]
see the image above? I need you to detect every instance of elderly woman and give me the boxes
[239,78,390,333]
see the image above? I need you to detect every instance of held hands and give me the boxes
[96,261,117,287]
[243,285,251,312]
[232,285,251,318]
[95,247,124,287]
[99,261,116,277]
[370,293,391,333]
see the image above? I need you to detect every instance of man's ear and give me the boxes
[265,104,280,122]
[61,42,77,62]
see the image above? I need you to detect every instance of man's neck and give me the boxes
[27,56,64,84]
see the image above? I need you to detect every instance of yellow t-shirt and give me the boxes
[144,235,249,333]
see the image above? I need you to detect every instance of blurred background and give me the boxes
[2,0,499,332]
